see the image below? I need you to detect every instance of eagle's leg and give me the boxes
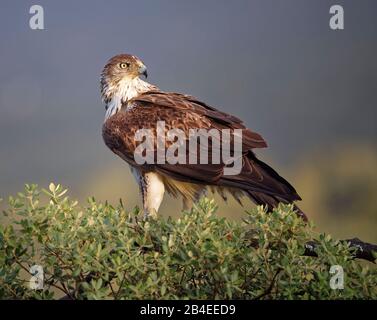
[136,171,165,219]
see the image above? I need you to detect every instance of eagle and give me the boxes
[101,54,307,221]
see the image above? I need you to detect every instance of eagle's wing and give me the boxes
[102,91,301,207]
[133,91,268,150]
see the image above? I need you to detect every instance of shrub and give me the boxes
[0,184,376,299]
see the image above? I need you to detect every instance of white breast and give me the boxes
[104,78,158,121]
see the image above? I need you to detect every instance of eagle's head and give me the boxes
[100,54,148,104]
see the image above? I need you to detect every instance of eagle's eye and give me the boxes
[119,62,130,69]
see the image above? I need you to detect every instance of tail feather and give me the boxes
[245,190,307,221]
[220,152,307,220]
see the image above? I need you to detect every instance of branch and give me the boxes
[252,268,282,300]
[244,228,376,263]
[304,237,377,263]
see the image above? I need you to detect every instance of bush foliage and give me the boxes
[0,184,376,300]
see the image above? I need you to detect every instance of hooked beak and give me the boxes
[139,65,148,78]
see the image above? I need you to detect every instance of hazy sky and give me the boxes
[0,0,376,196]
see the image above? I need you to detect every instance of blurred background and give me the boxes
[0,0,376,242]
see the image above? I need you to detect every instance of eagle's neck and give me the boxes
[103,77,157,121]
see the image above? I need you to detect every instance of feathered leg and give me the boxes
[139,172,165,219]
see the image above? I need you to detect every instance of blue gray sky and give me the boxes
[0,0,376,197]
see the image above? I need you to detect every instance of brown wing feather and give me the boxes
[102,91,301,209]
[132,91,268,150]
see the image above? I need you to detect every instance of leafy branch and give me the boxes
[0,184,376,300]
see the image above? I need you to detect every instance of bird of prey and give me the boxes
[101,54,307,220]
